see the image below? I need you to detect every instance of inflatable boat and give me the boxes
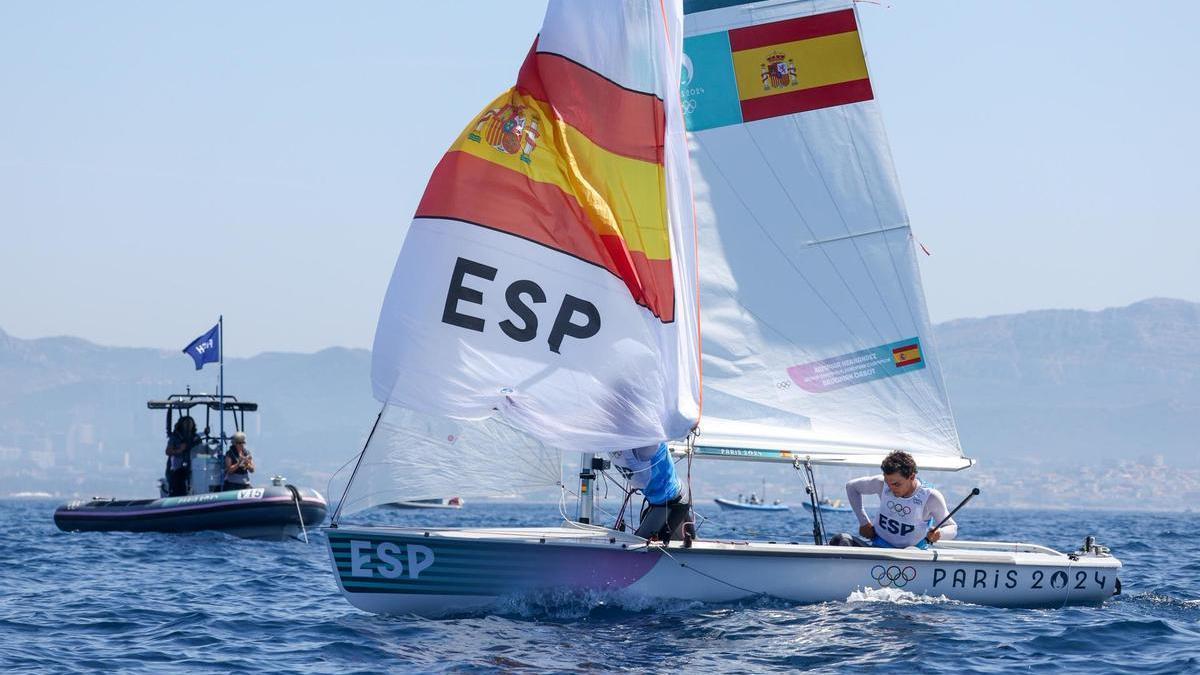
[53,392,327,540]
[54,484,326,540]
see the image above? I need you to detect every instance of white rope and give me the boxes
[651,543,765,598]
[289,487,309,544]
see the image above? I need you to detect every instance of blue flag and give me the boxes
[183,324,220,370]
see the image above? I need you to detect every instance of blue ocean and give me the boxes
[2,500,1196,673]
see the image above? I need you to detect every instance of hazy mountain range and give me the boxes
[1,298,1197,503]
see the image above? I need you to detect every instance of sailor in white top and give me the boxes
[833,450,958,548]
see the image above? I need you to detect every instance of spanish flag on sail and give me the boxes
[682,8,873,131]
[371,0,701,452]
[416,38,675,321]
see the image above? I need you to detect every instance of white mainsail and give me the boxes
[338,0,699,513]
[682,0,969,470]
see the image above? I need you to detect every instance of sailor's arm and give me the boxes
[846,476,883,531]
[925,490,958,542]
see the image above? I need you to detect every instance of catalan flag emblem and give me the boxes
[892,343,923,368]
[681,8,873,131]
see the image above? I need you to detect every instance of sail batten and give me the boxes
[683,0,967,469]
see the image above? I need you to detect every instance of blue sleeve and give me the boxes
[641,443,682,505]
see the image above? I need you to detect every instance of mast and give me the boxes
[576,453,595,524]
[218,314,224,444]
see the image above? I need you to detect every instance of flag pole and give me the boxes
[218,315,224,445]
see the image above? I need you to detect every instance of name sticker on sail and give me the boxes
[787,338,925,393]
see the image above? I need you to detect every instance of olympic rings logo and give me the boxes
[886,501,912,516]
[870,565,917,588]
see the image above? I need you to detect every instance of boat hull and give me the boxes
[386,498,464,510]
[54,486,327,540]
[327,525,1121,616]
[713,497,789,512]
[801,501,853,513]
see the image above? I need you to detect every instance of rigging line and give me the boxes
[788,115,906,338]
[694,142,863,344]
[330,404,386,526]
[325,448,371,512]
[651,543,766,597]
[740,124,894,351]
[560,483,624,525]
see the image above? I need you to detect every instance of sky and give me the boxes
[2,1,1197,357]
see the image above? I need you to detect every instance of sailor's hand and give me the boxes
[858,523,875,538]
[925,528,941,544]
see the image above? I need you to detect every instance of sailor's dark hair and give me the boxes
[881,450,917,479]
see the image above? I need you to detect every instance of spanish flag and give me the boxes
[681,8,873,131]
[729,9,872,122]
[415,40,674,322]
[892,343,923,368]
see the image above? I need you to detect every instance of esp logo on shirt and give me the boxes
[877,513,915,537]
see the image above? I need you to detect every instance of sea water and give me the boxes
[1,500,1196,673]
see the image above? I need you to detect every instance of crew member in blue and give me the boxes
[164,416,200,497]
[610,442,693,544]
[829,450,958,548]
[222,431,255,492]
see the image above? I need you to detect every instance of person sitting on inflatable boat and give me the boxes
[610,443,693,544]
[829,450,958,549]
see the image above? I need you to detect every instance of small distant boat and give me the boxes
[802,499,853,514]
[715,479,787,511]
[714,497,789,512]
[387,497,465,510]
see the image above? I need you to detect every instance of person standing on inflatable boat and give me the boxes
[830,450,958,548]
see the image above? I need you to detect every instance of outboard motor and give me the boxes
[1077,535,1111,557]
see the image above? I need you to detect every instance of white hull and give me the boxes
[327,525,1121,616]
[713,497,789,512]
[387,498,464,510]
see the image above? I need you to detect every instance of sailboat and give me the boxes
[326,0,1120,615]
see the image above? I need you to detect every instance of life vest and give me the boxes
[874,482,931,548]
[224,448,252,487]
